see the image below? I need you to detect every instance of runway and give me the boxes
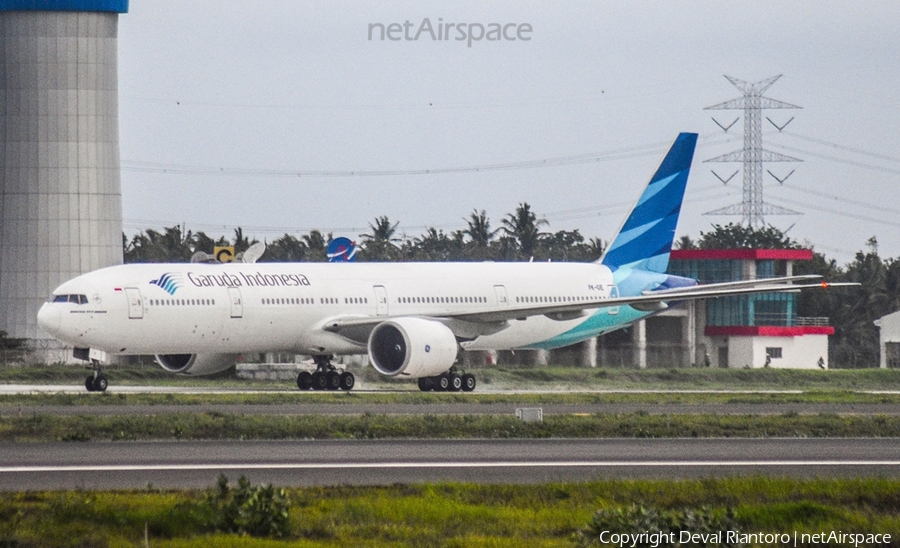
[2,438,899,490]
[4,402,900,417]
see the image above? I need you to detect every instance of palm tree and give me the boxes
[464,210,496,247]
[302,230,330,262]
[501,202,548,259]
[462,210,498,260]
[265,234,307,262]
[360,216,401,261]
[411,227,457,261]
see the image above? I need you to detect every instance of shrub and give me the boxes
[202,474,290,538]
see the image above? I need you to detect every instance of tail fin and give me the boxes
[599,132,698,273]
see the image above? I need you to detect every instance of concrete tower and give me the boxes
[0,0,128,357]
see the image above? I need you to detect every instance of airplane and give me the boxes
[37,133,848,392]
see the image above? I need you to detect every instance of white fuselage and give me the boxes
[38,261,625,356]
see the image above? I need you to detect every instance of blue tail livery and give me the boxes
[600,132,698,273]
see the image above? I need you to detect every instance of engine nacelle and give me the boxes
[155,353,239,376]
[368,317,458,378]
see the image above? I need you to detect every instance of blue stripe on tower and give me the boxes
[0,0,128,12]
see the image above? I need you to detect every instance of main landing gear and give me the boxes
[296,355,355,391]
[84,361,108,392]
[417,368,476,392]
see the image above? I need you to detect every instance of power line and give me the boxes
[767,142,900,176]
[121,134,735,180]
[779,183,900,217]
[783,131,900,164]
[767,195,900,229]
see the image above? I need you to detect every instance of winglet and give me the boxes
[599,133,698,273]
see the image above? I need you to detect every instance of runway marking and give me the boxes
[3,461,900,473]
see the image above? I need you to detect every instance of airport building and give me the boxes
[500,248,833,369]
[0,0,128,359]
[668,249,832,369]
[875,311,900,368]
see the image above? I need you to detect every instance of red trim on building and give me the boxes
[705,326,834,337]
[671,249,813,261]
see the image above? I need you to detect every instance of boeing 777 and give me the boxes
[37,133,845,392]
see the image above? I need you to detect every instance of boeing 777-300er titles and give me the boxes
[37,133,848,392]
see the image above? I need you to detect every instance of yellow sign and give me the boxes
[214,246,235,263]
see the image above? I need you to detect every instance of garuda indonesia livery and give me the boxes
[37,133,841,392]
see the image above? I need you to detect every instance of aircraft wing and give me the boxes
[323,275,855,343]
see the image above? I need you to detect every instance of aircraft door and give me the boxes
[607,284,620,315]
[374,285,388,316]
[124,288,143,319]
[228,287,243,318]
[494,285,509,307]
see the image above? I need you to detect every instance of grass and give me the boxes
[4,366,900,408]
[5,388,900,408]
[4,411,900,442]
[5,363,900,391]
[2,478,899,547]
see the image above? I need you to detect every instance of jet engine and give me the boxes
[155,353,239,376]
[368,317,458,378]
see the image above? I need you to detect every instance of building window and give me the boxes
[765,347,783,359]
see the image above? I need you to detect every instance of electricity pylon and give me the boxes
[704,75,802,227]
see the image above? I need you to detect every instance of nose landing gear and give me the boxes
[84,362,108,392]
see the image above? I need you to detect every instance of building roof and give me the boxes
[671,249,814,261]
[0,0,127,12]
[706,326,834,337]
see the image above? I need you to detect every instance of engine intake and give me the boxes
[368,317,458,378]
[156,353,238,376]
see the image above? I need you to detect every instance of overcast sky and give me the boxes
[116,1,900,264]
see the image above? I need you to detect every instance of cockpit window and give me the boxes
[50,294,88,304]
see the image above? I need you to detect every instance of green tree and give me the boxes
[124,226,194,263]
[193,231,228,255]
[462,209,497,260]
[232,227,258,255]
[406,227,463,261]
[501,202,548,259]
[302,230,330,262]
[0,331,24,350]
[675,235,697,250]
[264,234,307,262]
[698,223,799,249]
[586,237,607,260]
[539,229,588,261]
[360,216,401,261]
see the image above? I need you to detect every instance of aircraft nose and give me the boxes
[37,304,61,336]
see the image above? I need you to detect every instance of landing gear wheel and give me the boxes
[304,355,355,392]
[84,359,108,393]
[325,371,341,391]
[417,377,433,392]
[436,374,450,392]
[297,371,313,390]
[92,374,108,392]
[312,372,328,391]
[448,374,462,392]
[339,371,355,391]
[461,373,476,392]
